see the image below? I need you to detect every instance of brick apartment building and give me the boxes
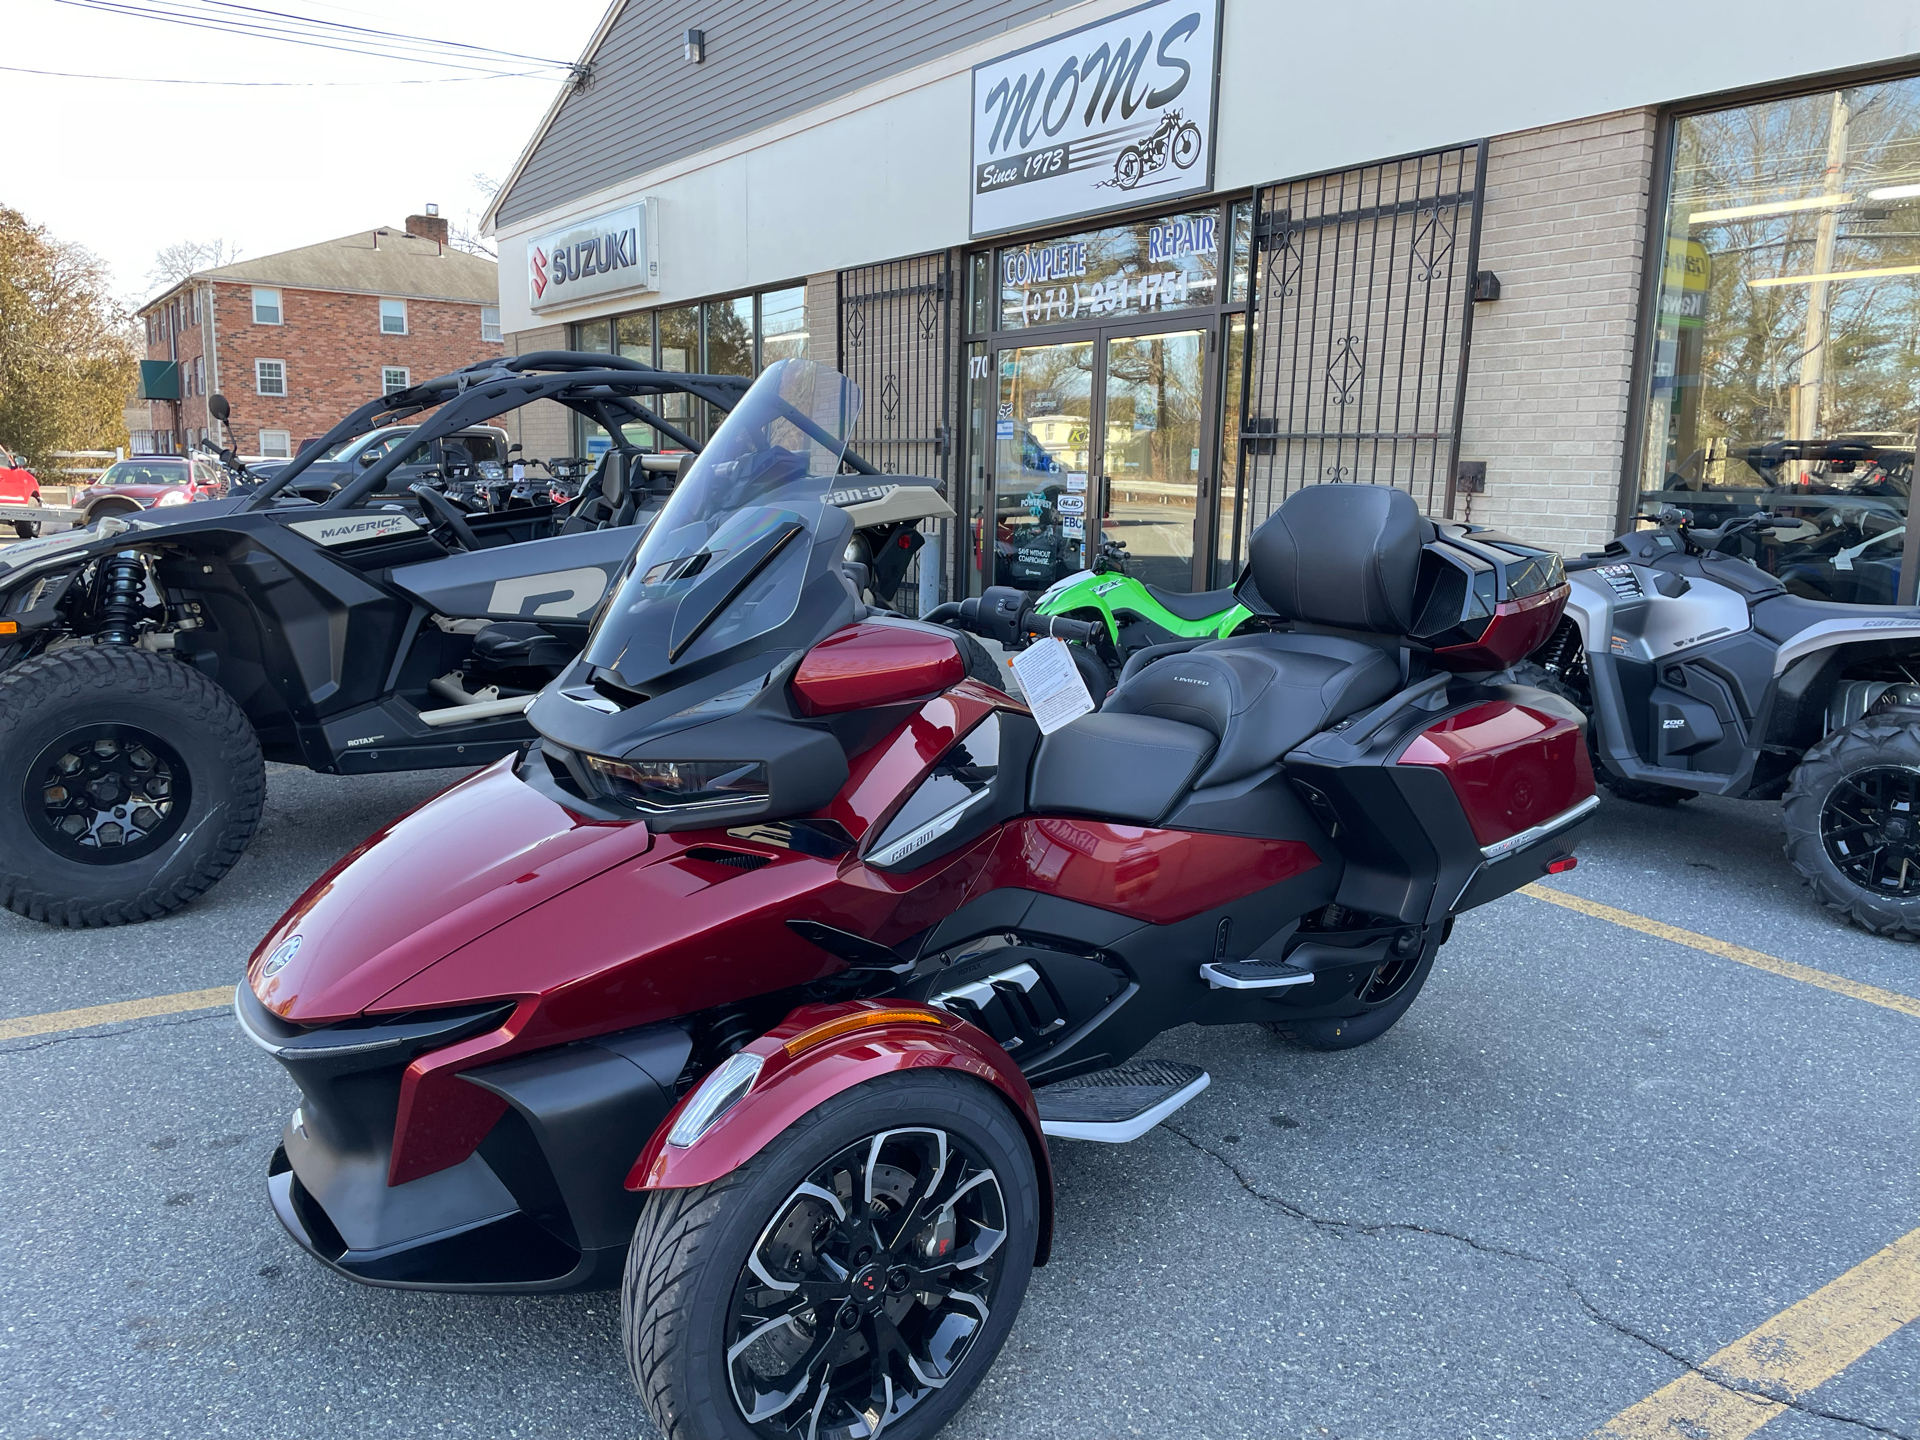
[132,210,502,459]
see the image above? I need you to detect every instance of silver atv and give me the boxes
[1521,507,1920,937]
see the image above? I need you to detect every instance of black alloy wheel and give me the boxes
[1262,931,1440,1052]
[1819,766,1920,897]
[624,1071,1038,1440]
[723,1127,1006,1436]
[1785,719,1920,939]
[25,724,191,862]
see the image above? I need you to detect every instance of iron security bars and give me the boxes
[1238,142,1487,539]
[838,252,956,613]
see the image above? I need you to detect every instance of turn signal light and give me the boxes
[1545,855,1578,874]
[783,1007,946,1057]
[0,621,16,635]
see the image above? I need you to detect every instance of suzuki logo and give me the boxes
[530,245,549,300]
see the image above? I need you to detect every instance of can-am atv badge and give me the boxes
[262,934,302,977]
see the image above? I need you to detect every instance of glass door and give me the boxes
[993,337,1095,590]
[1101,329,1205,592]
[991,324,1209,594]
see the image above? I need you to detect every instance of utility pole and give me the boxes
[1794,89,1852,446]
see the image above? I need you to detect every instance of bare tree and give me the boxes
[146,238,244,294]
[449,172,501,259]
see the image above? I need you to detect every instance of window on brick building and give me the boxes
[259,430,292,458]
[194,356,205,395]
[380,298,408,335]
[481,306,501,343]
[256,359,286,397]
[382,367,409,394]
[252,288,282,325]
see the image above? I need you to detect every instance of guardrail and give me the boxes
[50,448,123,478]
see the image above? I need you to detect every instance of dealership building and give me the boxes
[486,0,1920,612]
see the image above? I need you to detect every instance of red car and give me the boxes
[0,445,42,538]
[71,454,230,526]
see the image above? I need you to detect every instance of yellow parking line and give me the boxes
[1521,884,1920,1020]
[0,986,233,1041]
[1590,1227,1920,1439]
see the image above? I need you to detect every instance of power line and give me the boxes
[53,0,586,80]
[0,61,546,85]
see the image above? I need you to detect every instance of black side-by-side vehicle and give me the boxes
[0,352,956,927]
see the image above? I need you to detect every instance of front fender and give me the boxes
[628,1000,1054,1264]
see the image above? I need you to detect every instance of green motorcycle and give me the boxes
[1027,538,1256,696]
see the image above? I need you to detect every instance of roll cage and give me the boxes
[243,351,883,514]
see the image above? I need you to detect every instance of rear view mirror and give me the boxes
[508,443,523,454]
[208,394,231,422]
[357,451,379,467]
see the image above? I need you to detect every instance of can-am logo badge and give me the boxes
[262,934,302,977]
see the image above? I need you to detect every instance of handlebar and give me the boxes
[924,588,1100,648]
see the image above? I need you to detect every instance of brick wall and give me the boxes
[805,272,837,367]
[498,323,573,458]
[1456,109,1658,554]
[199,282,501,454]
[136,286,214,451]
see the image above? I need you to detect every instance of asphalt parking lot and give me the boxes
[2,767,1916,1440]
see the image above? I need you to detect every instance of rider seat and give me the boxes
[1142,583,1239,623]
[1029,485,1423,826]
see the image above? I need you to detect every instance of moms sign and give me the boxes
[970,0,1220,237]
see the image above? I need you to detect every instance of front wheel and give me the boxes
[12,520,39,540]
[1261,935,1437,1051]
[1172,123,1202,169]
[0,647,266,926]
[1784,718,1920,938]
[624,1071,1039,1440]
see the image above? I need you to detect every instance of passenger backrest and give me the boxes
[1246,484,1425,633]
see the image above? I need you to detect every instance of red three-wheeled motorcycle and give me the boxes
[237,359,1593,1440]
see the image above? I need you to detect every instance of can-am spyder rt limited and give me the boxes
[238,361,1595,1440]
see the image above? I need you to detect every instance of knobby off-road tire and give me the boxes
[1511,662,1694,806]
[1261,942,1438,1051]
[623,1071,1039,1440]
[1784,717,1920,939]
[0,647,265,926]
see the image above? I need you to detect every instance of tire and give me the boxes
[86,503,138,526]
[1114,148,1144,189]
[1172,123,1202,169]
[12,521,39,540]
[1068,641,1114,703]
[0,647,266,926]
[1783,717,1920,939]
[1512,662,1694,806]
[1261,936,1438,1051]
[955,631,1008,693]
[624,1070,1039,1440]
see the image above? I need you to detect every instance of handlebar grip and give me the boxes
[1023,614,1100,645]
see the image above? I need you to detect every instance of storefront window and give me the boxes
[616,313,653,362]
[1643,78,1920,604]
[1228,200,1254,305]
[966,252,994,336]
[705,297,755,434]
[759,287,808,367]
[657,306,699,437]
[572,319,612,352]
[1214,313,1248,587]
[999,209,1222,329]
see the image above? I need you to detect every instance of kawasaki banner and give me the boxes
[527,199,658,312]
[970,0,1220,238]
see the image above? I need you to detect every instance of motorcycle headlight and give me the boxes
[668,1050,763,1147]
[586,756,769,810]
[156,490,190,506]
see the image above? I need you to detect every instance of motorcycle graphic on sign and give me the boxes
[1114,110,1203,190]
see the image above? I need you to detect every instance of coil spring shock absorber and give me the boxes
[1534,615,1582,675]
[95,551,148,645]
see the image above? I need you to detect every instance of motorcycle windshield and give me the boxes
[583,359,860,685]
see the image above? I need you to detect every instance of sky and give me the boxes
[6,0,609,307]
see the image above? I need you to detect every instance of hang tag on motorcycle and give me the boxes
[1008,637,1095,734]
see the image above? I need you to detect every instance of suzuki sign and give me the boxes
[528,199,658,312]
[970,0,1220,238]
